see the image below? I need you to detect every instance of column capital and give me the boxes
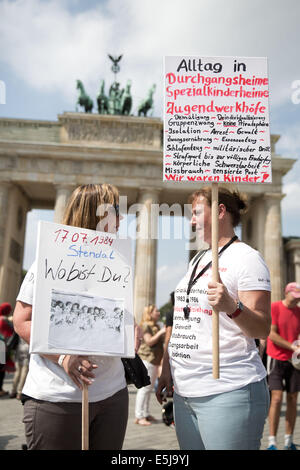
[285,239,300,252]
[285,241,300,264]
[0,180,13,189]
[0,181,13,207]
[137,187,161,204]
[263,192,285,202]
[53,183,75,193]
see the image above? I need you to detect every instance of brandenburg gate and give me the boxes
[0,112,299,320]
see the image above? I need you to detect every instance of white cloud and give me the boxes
[281,162,300,238]
[281,180,300,237]
[0,0,113,103]
[157,260,186,283]
[277,126,300,163]
[274,124,300,236]
[1,0,300,115]
[1,0,300,295]
[282,181,300,213]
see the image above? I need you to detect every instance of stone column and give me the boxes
[0,182,30,305]
[0,182,11,268]
[134,188,160,323]
[290,248,300,284]
[241,196,265,253]
[53,185,74,223]
[284,240,300,285]
[0,182,11,302]
[264,193,284,302]
[295,251,300,284]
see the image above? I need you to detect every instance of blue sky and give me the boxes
[1,0,300,306]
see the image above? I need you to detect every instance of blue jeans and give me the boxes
[173,379,270,450]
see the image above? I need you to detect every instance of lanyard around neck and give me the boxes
[186,235,238,302]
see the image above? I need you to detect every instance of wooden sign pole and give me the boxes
[211,182,219,379]
[82,383,89,450]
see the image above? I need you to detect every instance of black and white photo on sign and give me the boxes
[48,289,125,354]
[30,221,134,357]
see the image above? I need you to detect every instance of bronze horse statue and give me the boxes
[76,80,93,113]
[138,84,156,117]
[96,79,109,114]
[120,80,132,115]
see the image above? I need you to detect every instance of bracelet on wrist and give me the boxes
[227,301,244,319]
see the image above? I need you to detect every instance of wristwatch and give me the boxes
[227,300,244,319]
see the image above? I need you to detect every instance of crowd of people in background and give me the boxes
[1,281,300,450]
[265,282,300,450]
[0,184,299,451]
[134,280,299,450]
[134,304,165,426]
[0,302,29,399]
[133,278,300,450]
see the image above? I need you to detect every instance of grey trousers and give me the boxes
[23,387,128,450]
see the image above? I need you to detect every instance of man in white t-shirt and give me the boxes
[169,241,270,397]
[157,186,271,450]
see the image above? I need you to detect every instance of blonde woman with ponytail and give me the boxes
[134,304,165,425]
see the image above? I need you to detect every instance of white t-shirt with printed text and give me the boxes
[169,242,271,397]
[16,262,126,402]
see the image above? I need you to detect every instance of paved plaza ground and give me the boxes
[0,373,299,452]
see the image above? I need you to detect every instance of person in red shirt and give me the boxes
[266,282,300,450]
[0,302,14,396]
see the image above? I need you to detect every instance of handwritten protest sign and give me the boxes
[164,55,272,378]
[30,221,134,357]
[164,56,271,184]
